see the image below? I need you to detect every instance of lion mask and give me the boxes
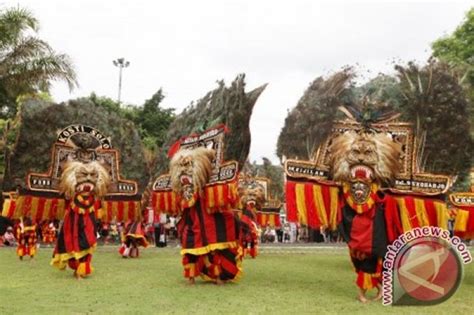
[239,181,266,209]
[329,131,401,185]
[169,147,216,200]
[59,161,111,200]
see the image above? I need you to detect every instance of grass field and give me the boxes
[0,245,472,314]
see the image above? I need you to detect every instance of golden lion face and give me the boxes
[169,147,215,199]
[59,161,110,199]
[239,183,266,209]
[330,131,401,184]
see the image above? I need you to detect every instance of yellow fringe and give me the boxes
[313,184,328,227]
[1,198,12,217]
[50,245,96,270]
[434,201,448,230]
[180,241,238,256]
[126,233,149,247]
[295,184,308,225]
[414,198,429,226]
[396,197,412,232]
[76,262,93,277]
[454,209,469,232]
[199,245,244,283]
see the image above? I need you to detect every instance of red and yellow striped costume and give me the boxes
[179,195,242,282]
[286,180,448,291]
[119,220,149,258]
[240,203,259,258]
[16,222,37,259]
[450,193,474,239]
[42,221,56,244]
[51,194,101,277]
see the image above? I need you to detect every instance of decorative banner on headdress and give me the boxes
[284,117,452,230]
[169,124,228,166]
[285,121,453,196]
[27,125,137,195]
[449,192,474,239]
[285,180,340,230]
[2,125,141,221]
[253,177,282,228]
[392,194,448,231]
[256,199,282,228]
[152,125,239,215]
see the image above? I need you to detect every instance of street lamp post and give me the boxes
[112,58,130,105]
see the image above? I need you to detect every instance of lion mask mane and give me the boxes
[169,147,216,198]
[59,161,111,199]
[239,181,266,209]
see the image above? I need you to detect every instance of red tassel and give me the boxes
[304,183,319,228]
[219,124,230,133]
[285,181,297,222]
[168,139,182,158]
[7,198,16,218]
[423,198,438,226]
[275,214,281,227]
[36,198,46,223]
[383,194,402,243]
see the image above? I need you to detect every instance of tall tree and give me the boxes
[432,8,474,137]
[0,6,77,119]
[82,91,175,179]
[135,89,175,150]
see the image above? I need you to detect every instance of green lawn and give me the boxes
[0,245,472,314]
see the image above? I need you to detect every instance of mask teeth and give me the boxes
[351,165,373,180]
[180,175,192,185]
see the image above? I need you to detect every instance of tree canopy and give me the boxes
[432,8,474,138]
[0,6,77,119]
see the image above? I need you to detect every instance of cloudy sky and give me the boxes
[3,0,472,163]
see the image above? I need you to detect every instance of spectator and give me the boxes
[155,213,167,247]
[168,216,177,240]
[109,223,119,243]
[276,227,283,243]
[101,222,110,244]
[283,224,291,243]
[3,227,16,246]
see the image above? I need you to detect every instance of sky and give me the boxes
[2,0,472,164]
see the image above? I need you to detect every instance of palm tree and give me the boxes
[0,6,78,118]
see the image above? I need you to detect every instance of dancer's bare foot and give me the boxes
[372,285,382,301]
[357,295,369,303]
[357,288,368,303]
[74,271,82,280]
[187,277,195,285]
[215,278,224,285]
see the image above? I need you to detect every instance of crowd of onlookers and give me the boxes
[1,216,471,247]
[0,219,60,247]
[261,221,472,245]
[95,214,178,247]
[0,215,179,248]
[260,223,345,244]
